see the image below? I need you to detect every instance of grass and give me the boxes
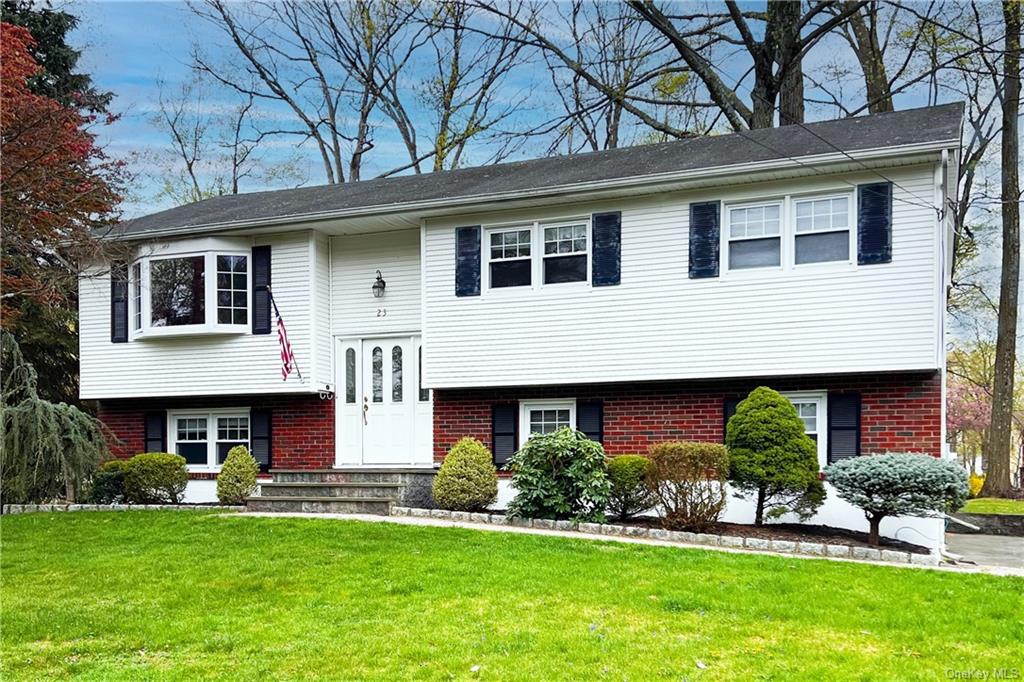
[962,497,1024,515]
[2,512,1021,681]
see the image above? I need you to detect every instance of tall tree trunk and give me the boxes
[754,487,766,526]
[845,1,893,113]
[772,0,804,125]
[982,0,1021,498]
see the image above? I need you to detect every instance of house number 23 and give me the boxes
[376,308,387,317]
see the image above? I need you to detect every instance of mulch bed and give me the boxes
[624,516,929,554]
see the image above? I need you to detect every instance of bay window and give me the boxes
[131,250,250,337]
[169,410,250,470]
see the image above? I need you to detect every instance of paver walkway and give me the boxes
[237,512,1024,577]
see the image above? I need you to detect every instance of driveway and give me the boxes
[946,533,1024,569]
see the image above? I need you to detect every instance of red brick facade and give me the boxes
[97,393,334,469]
[432,372,942,463]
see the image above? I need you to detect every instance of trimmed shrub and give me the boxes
[87,459,130,504]
[507,428,610,522]
[646,442,729,531]
[433,437,498,511]
[726,387,825,525]
[825,453,969,545]
[606,455,653,520]
[217,445,260,505]
[968,472,985,498]
[124,453,187,504]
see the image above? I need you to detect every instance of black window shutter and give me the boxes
[252,245,272,334]
[723,397,741,443]
[455,226,481,297]
[491,403,517,467]
[857,182,893,265]
[591,212,621,286]
[577,400,604,442]
[144,412,166,453]
[110,262,129,343]
[251,409,272,472]
[827,393,861,464]
[689,201,721,278]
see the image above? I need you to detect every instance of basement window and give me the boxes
[169,409,250,471]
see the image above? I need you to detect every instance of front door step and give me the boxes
[246,468,437,514]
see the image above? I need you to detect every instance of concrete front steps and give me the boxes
[245,468,436,514]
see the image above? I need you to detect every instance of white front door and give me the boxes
[336,336,432,466]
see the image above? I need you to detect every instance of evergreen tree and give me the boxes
[1,330,108,505]
[726,387,826,525]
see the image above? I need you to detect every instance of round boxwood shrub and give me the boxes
[825,453,968,545]
[646,442,729,531]
[217,445,260,505]
[606,455,652,520]
[507,427,610,523]
[433,437,498,512]
[124,453,188,504]
[87,459,130,504]
[726,387,825,525]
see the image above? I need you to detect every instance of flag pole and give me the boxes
[266,285,303,381]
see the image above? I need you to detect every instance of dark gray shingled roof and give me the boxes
[119,102,963,237]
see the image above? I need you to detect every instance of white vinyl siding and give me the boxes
[423,165,941,388]
[330,229,421,337]
[80,232,316,399]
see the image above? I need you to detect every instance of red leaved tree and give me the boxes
[1,22,126,402]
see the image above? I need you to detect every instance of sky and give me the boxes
[69,1,968,218]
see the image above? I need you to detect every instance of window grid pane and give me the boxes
[216,255,247,325]
[729,204,781,239]
[176,417,207,441]
[795,197,849,234]
[216,416,249,442]
[529,408,572,435]
[792,402,818,435]
[489,229,531,260]
[543,224,587,255]
[345,348,356,404]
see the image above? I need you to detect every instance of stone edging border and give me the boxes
[392,507,939,566]
[2,503,244,514]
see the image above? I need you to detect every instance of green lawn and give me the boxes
[962,497,1024,515]
[2,512,1021,681]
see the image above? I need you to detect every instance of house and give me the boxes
[81,103,963,546]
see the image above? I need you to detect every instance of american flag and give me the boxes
[277,312,296,380]
[268,287,301,381]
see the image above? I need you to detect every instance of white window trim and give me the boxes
[131,250,252,340]
[482,217,592,293]
[781,391,828,469]
[791,191,856,269]
[486,225,534,289]
[518,399,577,447]
[720,190,856,276]
[168,408,251,472]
